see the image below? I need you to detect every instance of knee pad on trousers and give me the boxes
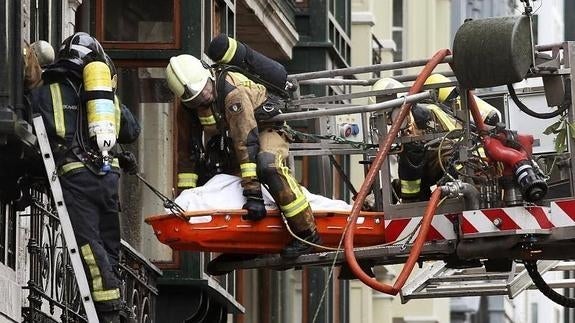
[256,152,284,193]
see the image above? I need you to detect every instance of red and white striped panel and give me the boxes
[384,214,457,243]
[383,199,575,242]
[460,206,553,237]
[550,200,575,227]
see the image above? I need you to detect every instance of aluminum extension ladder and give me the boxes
[400,260,575,303]
[33,115,99,323]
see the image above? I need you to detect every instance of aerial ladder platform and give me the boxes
[147,9,575,307]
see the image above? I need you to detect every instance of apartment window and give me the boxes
[115,65,176,258]
[392,0,404,76]
[204,0,235,54]
[0,202,16,269]
[96,0,181,49]
[29,0,62,46]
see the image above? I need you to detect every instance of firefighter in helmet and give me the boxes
[27,32,140,323]
[371,77,461,202]
[424,73,501,126]
[166,54,320,258]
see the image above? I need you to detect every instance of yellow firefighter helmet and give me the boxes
[166,54,212,102]
[369,77,405,104]
[424,74,456,103]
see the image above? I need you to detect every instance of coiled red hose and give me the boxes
[343,49,451,295]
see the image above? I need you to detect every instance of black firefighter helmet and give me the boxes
[56,32,106,69]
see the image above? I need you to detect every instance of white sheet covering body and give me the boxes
[171,174,351,222]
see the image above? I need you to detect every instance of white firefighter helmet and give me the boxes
[369,77,409,128]
[30,40,55,67]
[166,54,212,102]
[369,77,405,104]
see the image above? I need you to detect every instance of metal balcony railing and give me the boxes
[0,107,161,323]
[19,178,161,323]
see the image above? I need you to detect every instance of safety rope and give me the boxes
[118,145,187,220]
[133,173,187,220]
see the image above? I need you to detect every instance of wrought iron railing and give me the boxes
[22,182,85,323]
[21,181,161,323]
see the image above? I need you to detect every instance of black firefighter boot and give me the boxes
[281,229,322,259]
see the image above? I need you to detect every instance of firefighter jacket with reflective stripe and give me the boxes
[222,72,315,232]
[27,78,140,168]
[180,71,316,233]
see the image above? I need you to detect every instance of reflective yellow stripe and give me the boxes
[281,195,310,218]
[59,159,120,175]
[240,162,257,178]
[81,244,104,291]
[400,179,421,194]
[220,37,237,63]
[240,80,253,88]
[428,104,458,131]
[114,95,121,136]
[93,288,121,302]
[279,155,300,193]
[177,173,198,188]
[60,162,86,175]
[199,115,216,126]
[49,83,65,138]
[277,154,309,217]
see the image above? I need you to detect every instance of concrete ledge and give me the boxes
[0,266,21,323]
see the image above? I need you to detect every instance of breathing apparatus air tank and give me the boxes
[207,34,288,91]
[83,61,117,172]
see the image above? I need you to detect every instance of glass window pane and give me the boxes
[392,0,403,27]
[103,0,174,42]
[392,30,403,61]
[116,67,175,261]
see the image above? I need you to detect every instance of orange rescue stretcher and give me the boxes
[145,209,386,254]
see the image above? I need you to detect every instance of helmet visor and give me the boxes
[183,79,214,109]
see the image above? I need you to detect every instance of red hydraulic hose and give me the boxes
[467,91,530,167]
[391,188,442,290]
[467,91,487,132]
[482,136,529,167]
[343,49,451,295]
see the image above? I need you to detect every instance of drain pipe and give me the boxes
[343,49,451,295]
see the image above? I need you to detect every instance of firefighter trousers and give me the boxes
[60,169,122,313]
[257,127,316,234]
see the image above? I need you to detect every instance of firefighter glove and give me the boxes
[118,151,138,175]
[242,191,266,221]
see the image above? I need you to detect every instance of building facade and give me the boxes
[1,0,355,322]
